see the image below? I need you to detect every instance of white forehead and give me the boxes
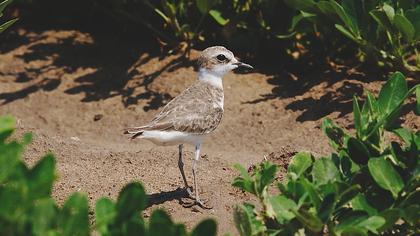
[201,46,234,59]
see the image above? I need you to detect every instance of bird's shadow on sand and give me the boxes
[146,187,191,208]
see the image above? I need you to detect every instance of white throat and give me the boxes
[198,69,223,89]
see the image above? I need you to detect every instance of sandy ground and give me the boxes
[1,27,418,235]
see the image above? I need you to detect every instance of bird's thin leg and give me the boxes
[191,143,212,209]
[178,144,193,197]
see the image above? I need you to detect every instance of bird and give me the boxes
[124,46,253,208]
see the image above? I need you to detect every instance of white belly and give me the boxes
[139,130,203,146]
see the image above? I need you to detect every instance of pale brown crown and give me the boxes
[197,46,235,70]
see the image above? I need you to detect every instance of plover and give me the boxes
[124,46,253,208]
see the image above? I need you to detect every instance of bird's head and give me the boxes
[197,46,253,77]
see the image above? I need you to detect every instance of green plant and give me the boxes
[139,0,219,50]
[0,116,217,236]
[95,182,217,236]
[0,116,90,235]
[135,0,292,54]
[232,72,420,235]
[283,0,420,72]
[0,0,17,33]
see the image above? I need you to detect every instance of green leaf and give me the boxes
[95,198,116,235]
[357,216,385,234]
[22,132,32,145]
[327,0,359,34]
[331,1,356,31]
[353,96,362,137]
[0,142,22,182]
[318,193,336,222]
[149,209,175,236]
[351,194,378,216]
[336,184,361,208]
[368,157,404,198]
[275,31,297,39]
[162,1,176,16]
[292,208,323,233]
[0,0,13,13]
[288,152,312,177]
[317,1,337,18]
[378,208,400,232]
[0,18,17,34]
[255,162,277,196]
[339,215,384,235]
[335,24,359,42]
[392,127,413,145]
[174,224,187,236]
[377,72,407,117]
[365,91,380,116]
[393,14,415,41]
[336,211,369,233]
[31,198,58,236]
[233,162,277,198]
[233,203,266,236]
[59,193,89,236]
[312,158,341,186]
[116,182,147,222]
[402,204,420,225]
[370,9,393,32]
[195,0,215,14]
[123,217,146,235]
[339,152,354,177]
[290,11,316,32]
[191,219,217,236]
[28,154,56,200]
[0,183,27,222]
[406,6,420,39]
[267,195,297,224]
[154,8,170,23]
[347,137,370,165]
[300,177,321,209]
[341,0,363,32]
[232,164,254,194]
[0,115,14,142]
[280,179,306,203]
[209,10,229,26]
[382,3,395,21]
[322,118,348,151]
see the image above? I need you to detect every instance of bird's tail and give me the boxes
[123,127,145,140]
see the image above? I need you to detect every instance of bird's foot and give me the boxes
[194,198,213,209]
[181,195,212,209]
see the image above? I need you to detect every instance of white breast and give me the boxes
[139,130,204,146]
[198,69,223,89]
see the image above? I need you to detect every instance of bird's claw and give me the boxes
[181,187,212,209]
[181,198,213,209]
[194,198,213,209]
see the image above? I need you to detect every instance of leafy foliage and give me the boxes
[0,0,17,33]
[138,0,289,51]
[0,116,90,235]
[0,116,217,236]
[232,72,420,235]
[13,0,420,72]
[284,0,420,71]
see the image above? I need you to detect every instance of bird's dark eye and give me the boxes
[216,54,227,61]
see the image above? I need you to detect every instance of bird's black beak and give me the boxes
[233,62,253,70]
